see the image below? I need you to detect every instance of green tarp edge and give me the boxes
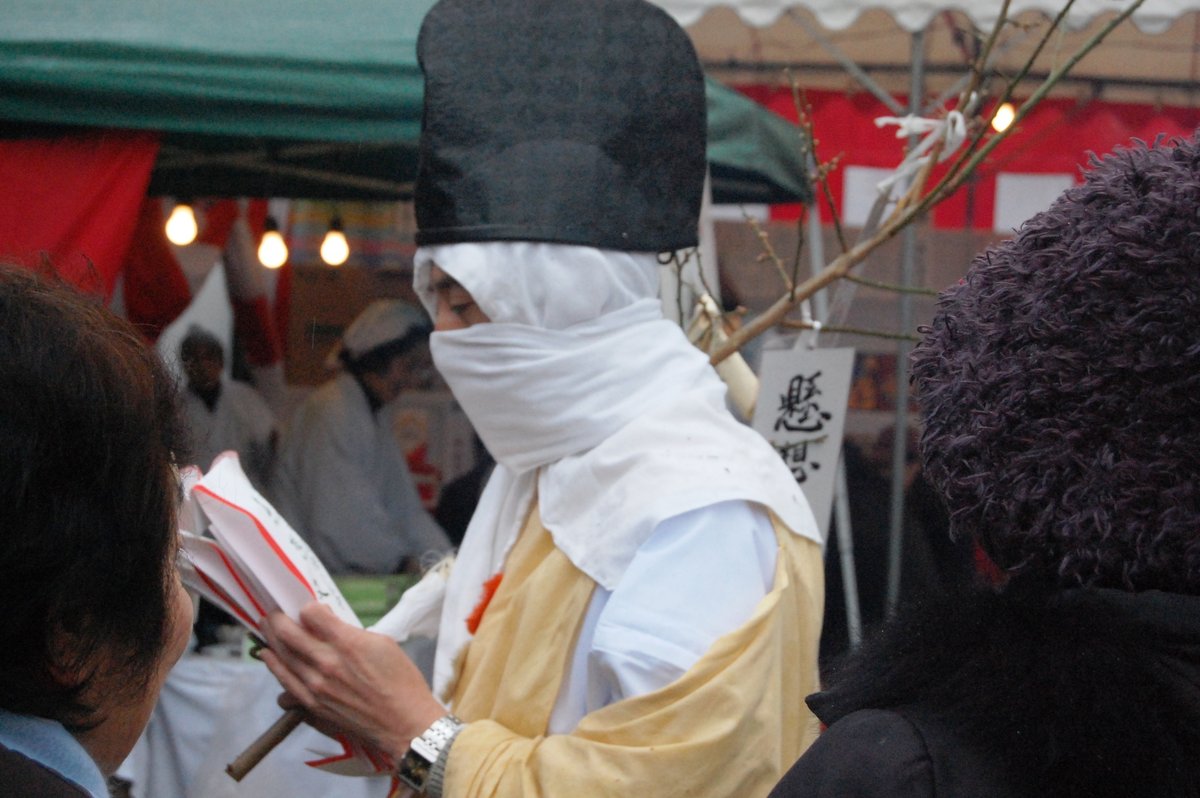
[0,0,810,203]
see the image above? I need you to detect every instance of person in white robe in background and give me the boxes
[271,300,451,575]
[180,326,277,491]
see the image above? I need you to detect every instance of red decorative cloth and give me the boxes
[0,130,159,298]
[465,573,504,635]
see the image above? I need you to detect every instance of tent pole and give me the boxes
[885,29,925,616]
[155,145,414,196]
[833,454,861,646]
[791,11,905,116]
[806,190,863,648]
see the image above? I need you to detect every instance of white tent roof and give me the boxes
[654,1,1200,107]
[656,0,1200,34]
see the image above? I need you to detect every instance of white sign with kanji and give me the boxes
[752,346,855,539]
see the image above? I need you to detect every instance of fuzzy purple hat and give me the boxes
[912,134,1200,593]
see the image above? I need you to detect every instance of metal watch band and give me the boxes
[425,717,463,798]
[396,714,464,794]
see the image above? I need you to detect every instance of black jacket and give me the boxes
[771,586,1200,798]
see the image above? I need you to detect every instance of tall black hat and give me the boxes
[414,0,706,252]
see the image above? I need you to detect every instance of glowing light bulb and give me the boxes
[320,217,349,266]
[991,102,1016,133]
[165,203,199,246]
[258,216,288,269]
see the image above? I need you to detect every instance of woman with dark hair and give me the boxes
[771,134,1200,798]
[0,264,194,796]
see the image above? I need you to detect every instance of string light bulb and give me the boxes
[991,102,1016,133]
[258,215,289,269]
[320,215,350,267]
[165,201,199,246]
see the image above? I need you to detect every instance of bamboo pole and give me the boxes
[225,708,306,781]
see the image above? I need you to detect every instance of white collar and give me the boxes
[0,709,109,798]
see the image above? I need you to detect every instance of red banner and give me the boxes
[123,197,193,341]
[738,86,1200,230]
[0,131,160,298]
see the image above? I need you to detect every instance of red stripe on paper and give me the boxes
[193,484,316,602]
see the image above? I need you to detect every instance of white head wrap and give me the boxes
[410,241,820,698]
[414,242,658,329]
[325,299,428,369]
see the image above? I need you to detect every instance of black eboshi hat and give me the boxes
[414,0,707,253]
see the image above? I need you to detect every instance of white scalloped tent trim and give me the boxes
[653,0,1200,34]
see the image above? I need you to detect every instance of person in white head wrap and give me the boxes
[414,238,824,707]
[259,1,825,795]
[270,299,451,574]
[179,326,278,492]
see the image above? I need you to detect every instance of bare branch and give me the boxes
[842,273,938,296]
[779,318,921,342]
[746,212,794,290]
[922,0,1142,215]
[712,1,1144,366]
[711,224,906,363]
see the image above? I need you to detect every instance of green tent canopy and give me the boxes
[0,0,809,204]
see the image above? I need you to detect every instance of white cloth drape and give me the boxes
[408,242,819,698]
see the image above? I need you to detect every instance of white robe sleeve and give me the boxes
[548,499,777,733]
[272,378,449,574]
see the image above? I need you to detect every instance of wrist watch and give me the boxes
[396,714,465,796]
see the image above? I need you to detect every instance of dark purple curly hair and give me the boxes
[912,134,1200,593]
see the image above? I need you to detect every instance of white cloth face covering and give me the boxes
[410,242,821,701]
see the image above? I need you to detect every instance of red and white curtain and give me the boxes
[738,86,1200,233]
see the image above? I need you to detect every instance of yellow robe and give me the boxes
[443,505,824,798]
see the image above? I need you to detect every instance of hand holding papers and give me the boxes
[176,453,395,781]
[178,453,359,634]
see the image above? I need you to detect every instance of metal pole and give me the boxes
[806,199,828,321]
[790,11,906,116]
[885,30,924,616]
[807,194,863,647]
[833,453,863,646]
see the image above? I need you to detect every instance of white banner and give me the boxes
[752,346,855,539]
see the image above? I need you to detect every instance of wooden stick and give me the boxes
[225,708,306,781]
